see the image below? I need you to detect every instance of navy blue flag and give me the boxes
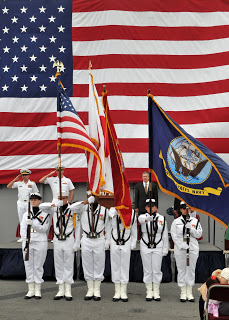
[148,94,229,227]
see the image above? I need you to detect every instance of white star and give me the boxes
[39,25,46,32]
[12,75,19,82]
[11,16,18,23]
[30,54,37,62]
[3,46,10,53]
[12,36,19,43]
[21,84,28,92]
[59,46,66,53]
[57,5,65,13]
[21,45,28,52]
[2,7,9,14]
[2,84,9,91]
[39,65,47,72]
[30,75,37,82]
[39,6,46,13]
[49,16,56,23]
[49,36,56,43]
[3,65,10,72]
[49,75,56,82]
[29,16,37,23]
[58,25,65,32]
[39,45,47,52]
[60,65,66,73]
[49,55,56,62]
[30,35,38,42]
[2,26,9,34]
[40,84,47,91]
[20,6,28,13]
[20,25,27,33]
[20,65,28,72]
[12,55,19,63]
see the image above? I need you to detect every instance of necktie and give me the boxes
[144,184,148,193]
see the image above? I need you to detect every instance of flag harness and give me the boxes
[142,214,166,249]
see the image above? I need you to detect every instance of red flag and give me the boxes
[102,89,132,228]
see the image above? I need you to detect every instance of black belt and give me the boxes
[112,233,130,245]
[83,229,103,239]
[54,229,73,239]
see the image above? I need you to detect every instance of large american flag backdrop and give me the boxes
[1,0,229,184]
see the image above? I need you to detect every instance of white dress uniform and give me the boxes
[171,215,202,289]
[40,202,81,285]
[109,209,137,284]
[20,206,50,284]
[71,200,110,300]
[139,212,169,284]
[44,176,74,201]
[12,180,38,223]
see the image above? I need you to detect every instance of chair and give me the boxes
[204,284,229,320]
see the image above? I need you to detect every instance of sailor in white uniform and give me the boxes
[138,199,168,301]
[71,194,110,301]
[7,169,39,242]
[20,193,50,299]
[171,201,202,302]
[40,191,81,301]
[108,207,137,302]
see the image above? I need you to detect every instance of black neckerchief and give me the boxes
[31,206,48,225]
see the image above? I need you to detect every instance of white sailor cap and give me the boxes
[20,168,31,175]
[145,199,157,207]
[30,193,42,200]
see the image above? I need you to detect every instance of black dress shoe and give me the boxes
[121,298,128,302]
[24,295,34,300]
[146,297,153,302]
[65,296,73,301]
[154,297,161,302]
[180,298,187,302]
[84,295,93,301]
[54,295,64,300]
[112,297,120,302]
[93,296,101,301]
[35,296,41,300]
[187,298,195,302]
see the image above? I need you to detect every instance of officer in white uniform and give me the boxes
[72,194,110,301]
[138,199,168,301]
[40,191,81,301]
[7,169,39,242]
[171,201,202,302]
[108,207,137,302]
[39,166,75,202]
[20,193,50,299]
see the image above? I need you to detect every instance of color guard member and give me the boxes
[138,199,168,301]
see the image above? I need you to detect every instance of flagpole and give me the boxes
[53,60,65,240]
[58,144,63,237]
[148,89,153,246]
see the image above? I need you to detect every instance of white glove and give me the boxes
[26,218,32,225]
[105,241,110,250]
[88,195,95,204]
[131,244,136,250]
[163,251,168,257]
[53,200,63,207]
[109,207,118,218]
[73,241,80,252]
[181,243,189,250]
[145,215,153,222]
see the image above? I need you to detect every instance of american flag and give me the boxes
[0,0,229,184]
[57,79,102,195]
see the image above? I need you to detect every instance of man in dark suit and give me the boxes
[134,172,158,239]
[135,172,158,215]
